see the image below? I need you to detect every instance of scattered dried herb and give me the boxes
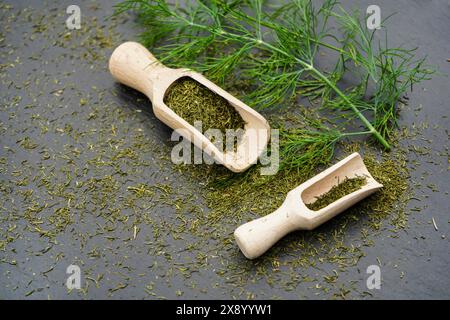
[306,176,367,211]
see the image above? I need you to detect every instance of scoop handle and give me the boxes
[234,204,300,259]
[109,41,166,97]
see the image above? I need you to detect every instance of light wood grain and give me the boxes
[234,152,383,259]
[109,42,270,172]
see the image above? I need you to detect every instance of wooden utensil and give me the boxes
[109,42,270,173]
[234,152,383,259]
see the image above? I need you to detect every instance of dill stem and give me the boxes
[341,131,373,137]
[308,67,391,150]
[248,40,392,150]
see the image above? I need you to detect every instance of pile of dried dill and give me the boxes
[164,77,245,151]
[306,176,367,211]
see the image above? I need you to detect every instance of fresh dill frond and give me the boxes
[114,0,434,158]
[279,127,340,172]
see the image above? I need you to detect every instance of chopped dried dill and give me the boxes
[306,176,367,211]
[163,77,245,151]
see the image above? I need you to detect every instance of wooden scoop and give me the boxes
[109,42,270,173]
[234,152,383,259]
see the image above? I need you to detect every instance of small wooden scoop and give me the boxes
[109,42,270,172]
[234,152,383,259]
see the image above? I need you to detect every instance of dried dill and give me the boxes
[164,77,245,150]
[306,176,367,211]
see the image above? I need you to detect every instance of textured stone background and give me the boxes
[0,0,449,299]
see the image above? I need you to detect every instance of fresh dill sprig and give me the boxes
[114,0,433,164]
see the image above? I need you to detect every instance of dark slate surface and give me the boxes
[0,0,448,299]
